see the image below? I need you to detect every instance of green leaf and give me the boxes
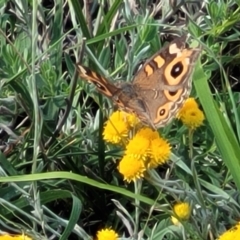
[194,60,240,190]
[0,172,156,206]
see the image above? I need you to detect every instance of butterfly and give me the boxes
[77,37,201,129]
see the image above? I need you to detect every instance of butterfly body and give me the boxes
[77,37,201,129]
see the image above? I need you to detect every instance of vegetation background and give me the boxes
[0,0,240,239]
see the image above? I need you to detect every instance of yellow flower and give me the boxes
[0,234,32,240]
[118,154,146,182]
[96,228,118,240]
[124,127,171,170]
[218,222,240,240]
[171,202,191,225]
[177,98,205,129]
[125,133,150,161]
[136,127,159,140]
[149,137,171,168]
[125,112,139,127]
[103,111,130,144]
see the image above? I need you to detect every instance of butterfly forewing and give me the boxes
[131,37,201,127]
[77,65,120,97]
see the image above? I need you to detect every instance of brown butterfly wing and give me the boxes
[76,65,120,97]
[132,37,201,127]
[77,64,136,112]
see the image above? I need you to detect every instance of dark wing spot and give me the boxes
[159,109,165,116]
[95,82,106,91]
[168,91,178,96]
[171,61,183,78]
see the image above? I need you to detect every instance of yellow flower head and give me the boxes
[96,228,118,240]
[118,155,146,182]
[218,222,240,240]
[125,112,139,127]
[0,234,32,240]
[136,127,159,140]
[103,111,131,144]
[124,127,171,171]
[177,98,205,129]
[172,202,191,222]
[149,137,171,168]
[125,132,150,161]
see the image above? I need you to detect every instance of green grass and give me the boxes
[0,0,240,239]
